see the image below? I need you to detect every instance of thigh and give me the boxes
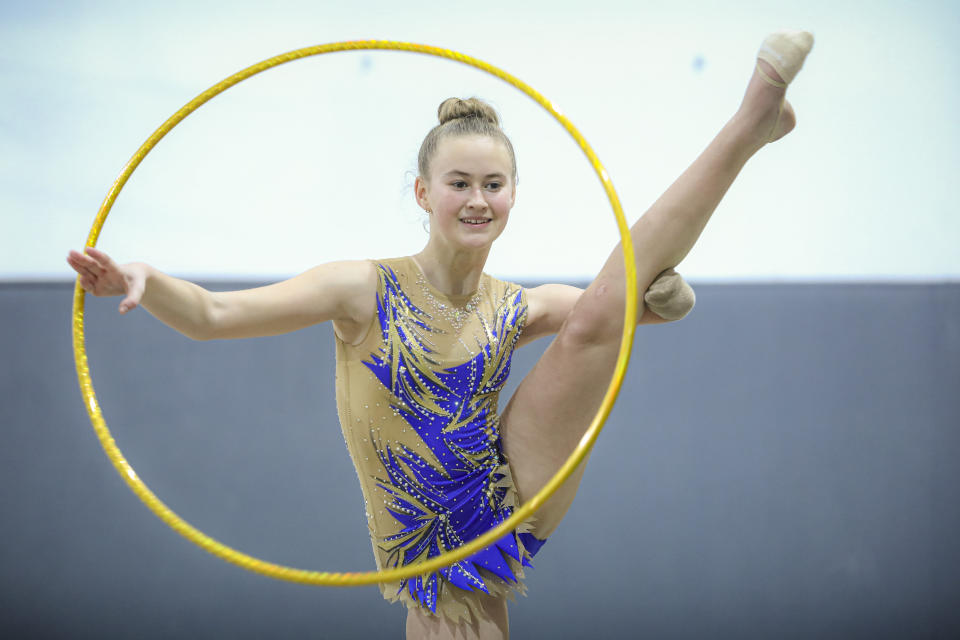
[501,326,623,539]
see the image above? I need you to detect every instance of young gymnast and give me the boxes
[68,30,812,639]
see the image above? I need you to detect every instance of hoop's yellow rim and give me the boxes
[72,40,638,586]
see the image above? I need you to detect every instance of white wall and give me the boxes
[2,0,957,281]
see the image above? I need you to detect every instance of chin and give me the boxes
[462,227,505,246]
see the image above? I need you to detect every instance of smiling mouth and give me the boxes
[461,218,491,225]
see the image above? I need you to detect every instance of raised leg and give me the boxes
[502,31,813,538]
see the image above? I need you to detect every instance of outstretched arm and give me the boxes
[67,247,376,342]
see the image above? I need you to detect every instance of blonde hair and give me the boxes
[417,97,517,181]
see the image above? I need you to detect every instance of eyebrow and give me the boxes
[442,170,508,179]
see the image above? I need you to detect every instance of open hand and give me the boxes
[66,247,147,314]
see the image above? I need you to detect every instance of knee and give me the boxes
[558,282,625,347]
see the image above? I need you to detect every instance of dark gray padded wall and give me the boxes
[1,282,957,639]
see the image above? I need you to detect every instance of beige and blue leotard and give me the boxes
[334,256,545,623]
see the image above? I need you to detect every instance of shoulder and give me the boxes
[482,272,524,297]
[479,273,530,318]
[368,256,422,291]
[315,260,378,344]
[302,259,378,301]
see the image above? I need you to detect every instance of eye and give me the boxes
[486,182,502,190]
[451,180,468,189]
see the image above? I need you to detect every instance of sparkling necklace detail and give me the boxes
[415,271,486,332]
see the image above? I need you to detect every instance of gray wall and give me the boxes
[2,281,958,639]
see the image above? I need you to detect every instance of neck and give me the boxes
[413,239,490,297]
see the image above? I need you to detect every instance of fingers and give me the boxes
[67,246,142,310]
[67,247,122,297]
[78,275,97,291]
[82,246,117,272]
[67,249,104,278]
[67,252,100,287]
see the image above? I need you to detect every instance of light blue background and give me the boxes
[3,0,957,281]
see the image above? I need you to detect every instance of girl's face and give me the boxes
[415,135,516,252]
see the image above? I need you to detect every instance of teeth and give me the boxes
[462,219,489,224]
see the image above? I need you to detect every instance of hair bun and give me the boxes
[437,97,500,126]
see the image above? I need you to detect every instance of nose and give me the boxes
[466,187,488,211]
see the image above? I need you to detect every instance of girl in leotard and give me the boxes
[68,30,813,640]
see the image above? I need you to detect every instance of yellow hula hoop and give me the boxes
[72,40,638,587]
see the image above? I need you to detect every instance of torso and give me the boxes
[333,256,536,621]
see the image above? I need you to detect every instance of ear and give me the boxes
[414,176,431,212]
[509,180,517,208]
